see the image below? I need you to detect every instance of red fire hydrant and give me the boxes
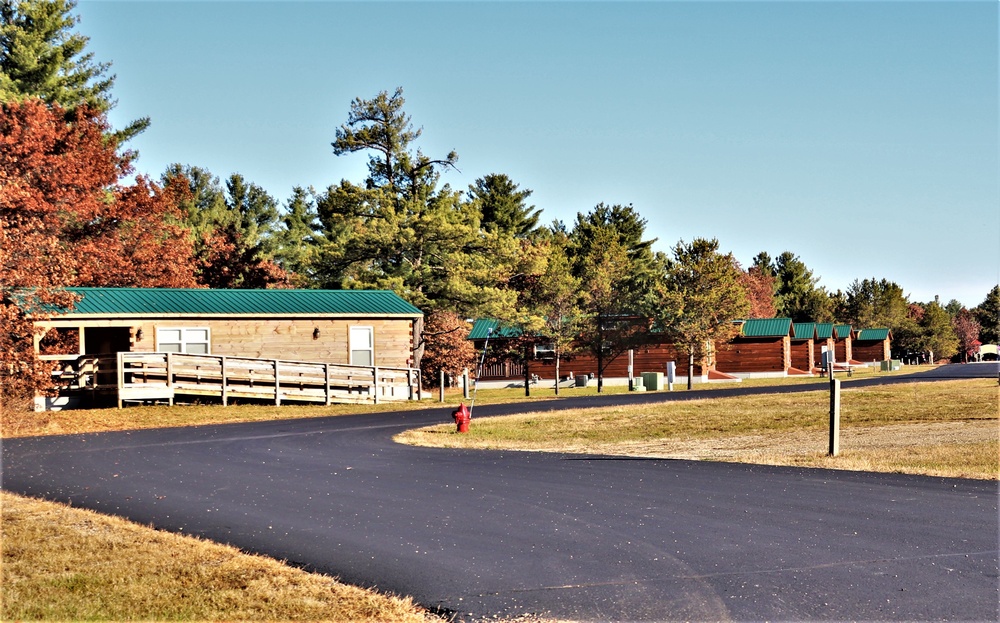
[452,402,471,433]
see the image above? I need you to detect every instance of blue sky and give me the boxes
[76,1,998,308]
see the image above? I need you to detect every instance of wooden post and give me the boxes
[117,351,124,409]
[325,363,332,406]
[274,359,281,406]
[463,368,470,399]
[221,356,228,407]
[439,369,445,402]
[829,360,840,456]
[166,353,174,406]
[373,366,380,404]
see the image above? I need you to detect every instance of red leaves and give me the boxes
[1,99,200,404]
[741,266,777,319]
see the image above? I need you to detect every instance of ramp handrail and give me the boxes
[117,352,419,407]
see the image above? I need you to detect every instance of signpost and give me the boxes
[825,351,841,456]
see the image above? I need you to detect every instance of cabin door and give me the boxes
[84,327,132,387]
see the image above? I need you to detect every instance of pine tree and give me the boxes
[645,238,750,389]
[273,186,324,286]
[973,285,999,345]
[466,173,542,239]
[0,0,149,140]
[317,88,516,316]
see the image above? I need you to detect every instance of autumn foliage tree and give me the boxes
[951,308,980,362]
[0,99,196,409]
[739,264,776,319]
[418,310,476,388]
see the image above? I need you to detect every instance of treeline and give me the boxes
[2,1,997,405]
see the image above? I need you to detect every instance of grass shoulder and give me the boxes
[396,378,1000,480]
[1,491,440,622]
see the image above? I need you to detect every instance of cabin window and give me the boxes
[350,326,374,367]
[157,327,211,354]
[534,343,556,358]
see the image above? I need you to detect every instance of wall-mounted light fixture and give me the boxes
[136,328,144,341]
[313,327,321,340]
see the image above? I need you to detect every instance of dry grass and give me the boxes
[396,379,1000,480]
[1,491,440,622]
[0,387,607,439]
[0,364,922,440]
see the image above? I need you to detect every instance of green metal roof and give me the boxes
[468,318,524,340]
[739,318,792,338]
[856,328,891,341]
[61,288,422,317]
[834,324,853,339]
[815,323,834,339]
[792,322,817,340]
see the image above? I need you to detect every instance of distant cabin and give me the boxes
[852,328,892,363]
[790,322,818,373]
[715,318,793,378]
[467,318,707,387]
[34,288,424,410]
[465,315,895,387]
[834,324,854,363]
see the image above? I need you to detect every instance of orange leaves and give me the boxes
[1,99,199,404]
[1,99,198,290]
[0,100,121,223]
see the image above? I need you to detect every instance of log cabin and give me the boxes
[714,318,793,378]
[790,322,818,374]
[33,288,424,410]
[834,324,854,363]
[813,323,836,371]
[852,328,892,363]
[467,318,708,387]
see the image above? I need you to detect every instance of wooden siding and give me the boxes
[815,338,835,367]
[715,337,789,374]
[834,337,852,363]
[474,341,705,381]
[36,318,416,369]
[790,339,815,371]
[852,339,890,362]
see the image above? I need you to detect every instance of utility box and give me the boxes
[576,374,590,387]
[631,377,646,392]
[880,359,901,372]
[641,372,664,391]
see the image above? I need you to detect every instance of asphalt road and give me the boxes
[3,364,998,621]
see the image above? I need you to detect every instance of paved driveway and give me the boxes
[3,365,998,621]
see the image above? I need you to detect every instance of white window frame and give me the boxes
[349,326,374,367]
[156,327,211,354]
[534,342,556,358]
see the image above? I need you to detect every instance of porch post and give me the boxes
[221,356,228,407]
[273,359,281,406]
[117,351,124,409]
[325,363,332,406]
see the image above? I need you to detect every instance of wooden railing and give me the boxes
[49,355,117,391]
[479,360,524,379]
[115,352,419,407]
